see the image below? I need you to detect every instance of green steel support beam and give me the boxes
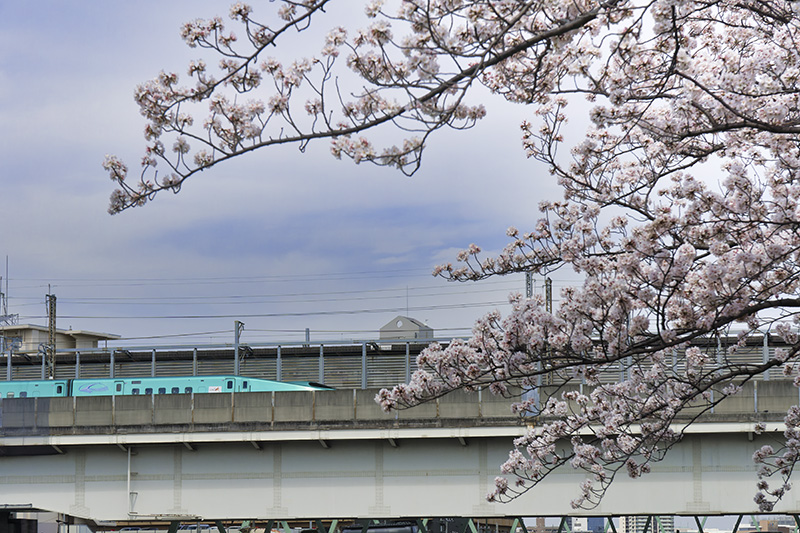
[167,522,180,533]
[215,521,227,533]
[510,518,527,533]
[357,518,383,533]
[694,517,704,533]
[732,516,743,533]
[419,518,430,533]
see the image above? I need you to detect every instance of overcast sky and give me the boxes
[0,1,569,348]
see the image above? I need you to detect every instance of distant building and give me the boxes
[379,315,433,340]
[620,517,674,533]
[573,519,588,532]
[587,518,607,533]
[573,518,606,533]
[0,324,119,355]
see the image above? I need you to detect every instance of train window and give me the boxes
[243,380,248,389]
[19,391,27,398]
[56,385,63,394]
[184,387,192,393]
[6,392,13,398]
[132,388,140,395]
[158,387,166,394]
[226,380,233,390]
[171,387,179,394]
[132,380,141,384]
[145,388,153,395]
[116,383,123,392]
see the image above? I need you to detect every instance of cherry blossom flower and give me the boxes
[106,0,800,511]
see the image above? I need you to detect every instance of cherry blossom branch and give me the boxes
[108,0,800,513]
[105,0,626,213]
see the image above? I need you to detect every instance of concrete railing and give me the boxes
[0,387,522,435]
[1,380,798,437]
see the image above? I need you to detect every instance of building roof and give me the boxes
[0,324,120,340]
[381,315,431,331]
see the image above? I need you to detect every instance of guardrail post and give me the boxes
[319,344,325,384]
[405,342,411,383]
[361,342,367,390]
[754,381,759,412]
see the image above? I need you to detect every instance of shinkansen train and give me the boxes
[0,375,333,399]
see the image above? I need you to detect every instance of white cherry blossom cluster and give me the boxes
[375,0,800,509]
[108,0,800,511]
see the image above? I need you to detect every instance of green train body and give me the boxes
[0,376,332,399]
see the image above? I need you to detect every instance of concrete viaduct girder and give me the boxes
[0,382,797,522]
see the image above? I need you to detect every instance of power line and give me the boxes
[41,285,522,307]
[21,299,511,321]
[114,324,478,343]
[6,267,438,289]
[6,277,524,302]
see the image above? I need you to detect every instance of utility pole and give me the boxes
[545,277,553,313]
[234,320,244,375]
[525,272,533,299]
[544,277,553,386]
[46,292,56,378]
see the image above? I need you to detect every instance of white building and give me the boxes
[379,315,433,340]
[0,324,119,355]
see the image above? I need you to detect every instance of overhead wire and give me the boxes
[7,267,437,289]
[7,276,525,303]
[6,270,573,344]
[21,299,512,320]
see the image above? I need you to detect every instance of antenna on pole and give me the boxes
[0,257,17,326]
[0,257,17,381]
